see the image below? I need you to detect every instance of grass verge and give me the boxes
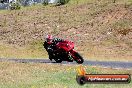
[0,41,48,59]
[0,62,132,88]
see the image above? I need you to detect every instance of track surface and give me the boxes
[0,58,132,69]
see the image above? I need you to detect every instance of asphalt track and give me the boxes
[0,58,132,69]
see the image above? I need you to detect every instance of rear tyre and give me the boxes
[74,52,84,64]
[54,58,62,63]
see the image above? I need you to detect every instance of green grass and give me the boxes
[0,62,132,88]
[0,41,48,59]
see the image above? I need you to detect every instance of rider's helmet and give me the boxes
[45,35,53,44]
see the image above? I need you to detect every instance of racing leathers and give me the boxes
[43,38,64,60]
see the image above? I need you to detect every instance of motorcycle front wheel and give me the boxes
[74,52,84,64]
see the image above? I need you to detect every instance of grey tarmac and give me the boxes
[0,58,132,69]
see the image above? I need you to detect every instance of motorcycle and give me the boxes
[46,40,84,64]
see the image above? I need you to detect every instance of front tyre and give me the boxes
[74,52,84,64]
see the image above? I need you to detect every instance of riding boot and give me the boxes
[48,52,53,61]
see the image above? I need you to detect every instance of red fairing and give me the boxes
[56,40,74,51]
[69,50,78,60]
[46,39,84,64]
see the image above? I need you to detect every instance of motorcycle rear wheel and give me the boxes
[74,52,84,64]
[54,58,62,63]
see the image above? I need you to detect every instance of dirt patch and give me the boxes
[0,1,131,60]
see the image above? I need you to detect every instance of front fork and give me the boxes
[68,52,73,60]
[69,49,77,60]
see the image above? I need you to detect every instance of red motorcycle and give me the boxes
[48,40,84,64]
